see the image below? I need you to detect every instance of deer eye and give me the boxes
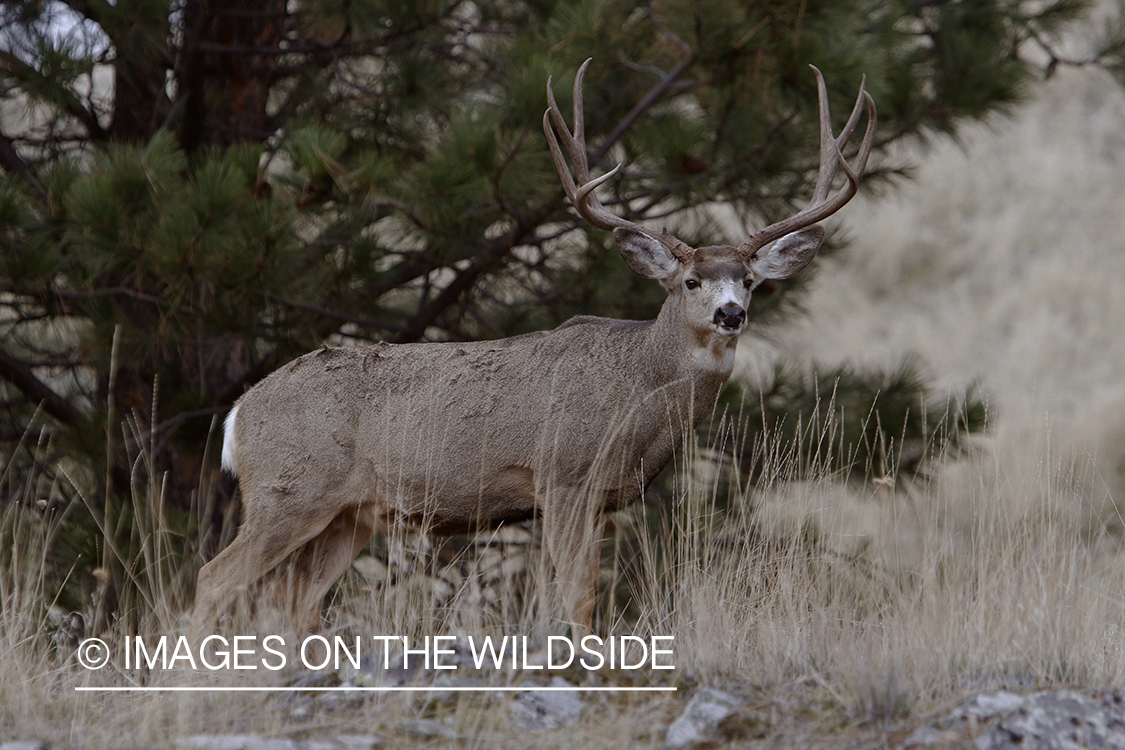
[743,277,754,289]
[685,278,700,290]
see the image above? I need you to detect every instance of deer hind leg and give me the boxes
[542,487,605,638]
[190,489,350,641]
[285,504,378,634]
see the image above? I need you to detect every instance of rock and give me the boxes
[172,737,307,750]
[902,726,963,747]
[332,736,381,750]
[1,743,49,750]
[510,677,583,731]
[664,687,745,750]
[174,737,256,750]
[952,691,1028,723]
[244,741,299,750]
[174,736,381,750]
[908,689,1125,750]
[399,719,456,740]
[969,690,1125,750]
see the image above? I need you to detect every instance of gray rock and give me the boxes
[903,726,962,747]
[664,687,745,750]
[953,691,1028,723]
[399,719,456,740]
[510,677,583,731]
[172,736,303,750]
[332,736,381,750]
[968,690,1125,750]
[904,690,1125,750]
[245,740,300,750]
[174,738,256,750]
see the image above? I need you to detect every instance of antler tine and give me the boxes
[809,67,865,206]
[545,60,592,191]
[807,66,838,208]
[842,90,876,182]
[836,75,869,156]
[738,68,877,258]
[543,100,580,205]
[571,58,588,175]
[544,59,695,262]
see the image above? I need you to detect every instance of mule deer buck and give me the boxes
[191,60,875,637]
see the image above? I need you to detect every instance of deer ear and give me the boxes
[750,225,825,280]
[613,227,681,280]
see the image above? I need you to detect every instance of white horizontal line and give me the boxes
[75,686,676,692]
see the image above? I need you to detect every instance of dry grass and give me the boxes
[4,28,1125,750]
[3,402,1124,747]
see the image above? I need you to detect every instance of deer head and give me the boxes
[544,59,877,342]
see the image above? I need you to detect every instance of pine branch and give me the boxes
[593,53,696,163]
[0,131,47,204]
[0,50,109,142]
[392,202,558,342]
[256,291,408,336]
[0,346,84,427]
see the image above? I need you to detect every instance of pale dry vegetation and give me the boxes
[3,40,1125,750]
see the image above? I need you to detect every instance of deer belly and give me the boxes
[372,464,538,535]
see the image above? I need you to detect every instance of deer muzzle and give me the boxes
[714,304,746,331]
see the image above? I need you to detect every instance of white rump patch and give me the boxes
[220,404,240,476]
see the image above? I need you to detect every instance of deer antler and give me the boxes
[544,58,696,263]
[737,66,877,259]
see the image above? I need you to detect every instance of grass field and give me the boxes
[3,40,1125,750]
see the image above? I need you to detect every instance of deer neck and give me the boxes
[644,295,739,415]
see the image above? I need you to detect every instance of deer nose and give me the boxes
[714,304,746,330]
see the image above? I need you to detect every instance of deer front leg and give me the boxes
[542,487,605,638]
